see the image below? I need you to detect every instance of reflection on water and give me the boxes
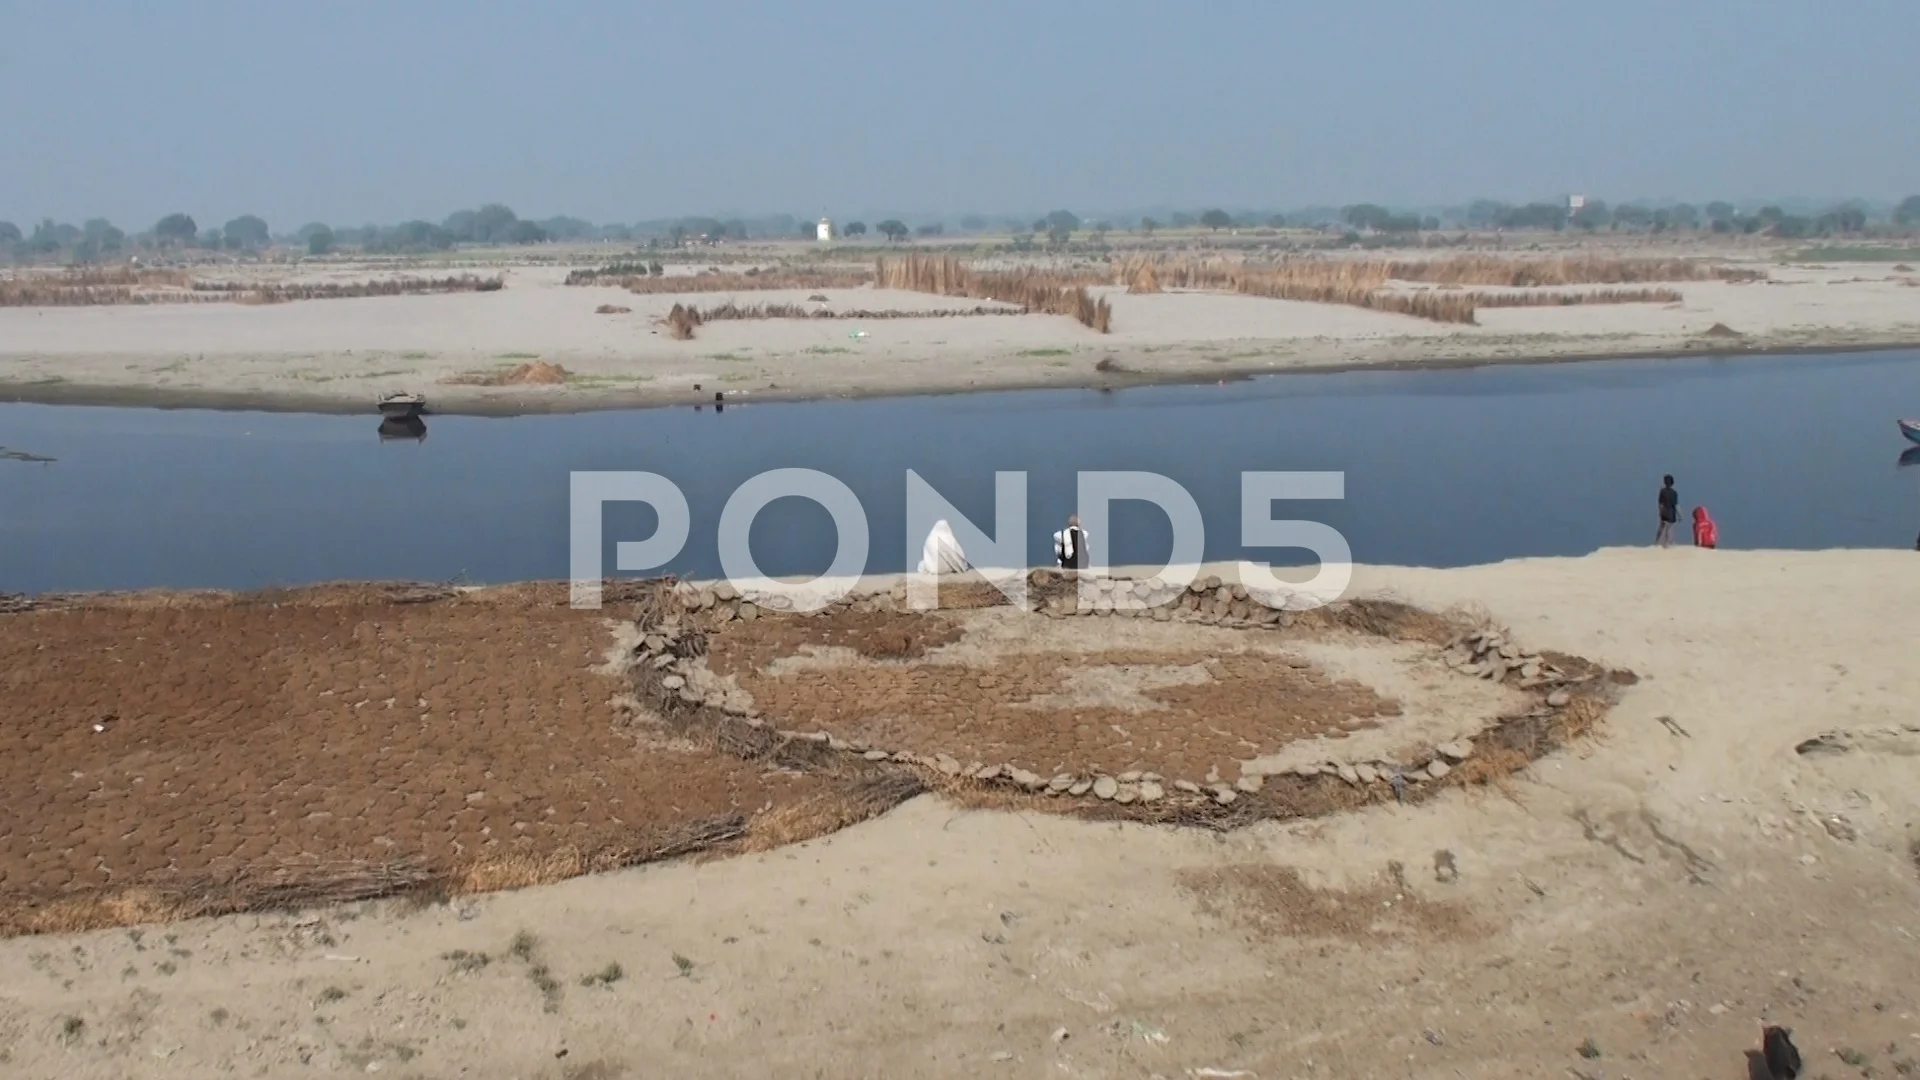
[1901,447,1920,469]
[0,446,56,464]
[5,349,1920,594]
[377,416,428,443]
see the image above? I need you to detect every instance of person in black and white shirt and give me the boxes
[1053,514,1088,570]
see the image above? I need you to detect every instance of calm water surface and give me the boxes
[4,351,1919,594]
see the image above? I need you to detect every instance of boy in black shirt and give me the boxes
[1656,475,1678,547]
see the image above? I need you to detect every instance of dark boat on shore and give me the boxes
[378,392,426,419]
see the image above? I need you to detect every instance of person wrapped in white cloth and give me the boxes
[917,519,970,575]
[1052,514,1089,570]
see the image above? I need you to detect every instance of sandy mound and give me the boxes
[439,360,571,386]
[1702,321,1744,338]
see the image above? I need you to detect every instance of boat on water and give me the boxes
[378,415,427,442]
[378,392,426,419]
[1901,418,1920,445]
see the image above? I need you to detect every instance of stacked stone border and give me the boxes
[625,570,1633,826]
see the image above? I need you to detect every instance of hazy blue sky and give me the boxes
[2,0,1914,228]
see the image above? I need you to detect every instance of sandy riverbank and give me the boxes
[2,548,1917,1078]
[3,257,1918,415]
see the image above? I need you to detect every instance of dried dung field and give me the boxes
[0,574,1624,934]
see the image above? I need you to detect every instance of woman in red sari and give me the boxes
[1692,506,1718,548]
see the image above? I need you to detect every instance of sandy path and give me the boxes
[3,263,1917,414]
[3,547,1917,1078]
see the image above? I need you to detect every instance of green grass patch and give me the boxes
[704,351,751,362]
[1789,246,1920,262]
[804,346,853,355]
[400,351,431,361]
[496,352,540,360]
[1018,348,1072,357]
[359,369,410,379]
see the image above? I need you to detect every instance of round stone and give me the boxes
[1092,776,1119,800]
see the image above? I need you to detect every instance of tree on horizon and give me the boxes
[154,213,197,246]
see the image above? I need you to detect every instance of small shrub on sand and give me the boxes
[594,304,631,315]
[579,962,624,987]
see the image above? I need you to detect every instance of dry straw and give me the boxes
[0,269,503,307]
[581,268,871,294]
[1111,255,1727,324]
[686,301,1024,322]
[875,254,1111,332]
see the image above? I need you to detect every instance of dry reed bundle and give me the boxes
[874,254,1112,332]
[1385,255,1754,287]
[687,301,1026,322]
[209,275,504,304]
[665,302,701,339]
[601,268,871,294]
[1465,286,1683,308]
[0,270,503,308]
[0,266,199,307]
[1126,261,1162,293]
[1107,255,1692,325]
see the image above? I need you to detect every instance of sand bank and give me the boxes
[2,548,1917,1077]
[2,260,1917,414]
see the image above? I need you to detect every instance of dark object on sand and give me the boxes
[1899,418,1920,445]
[1702,322,1744,338]
[714,391,724,402]
[378,392,426,419]
[1761,1025,1801,1079]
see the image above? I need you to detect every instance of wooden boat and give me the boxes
[1901,418,1920,445]
[378,392,426,419]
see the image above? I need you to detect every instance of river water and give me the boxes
[4,350,1919,594]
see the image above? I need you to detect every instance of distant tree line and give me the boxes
[6,195,1919,264]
